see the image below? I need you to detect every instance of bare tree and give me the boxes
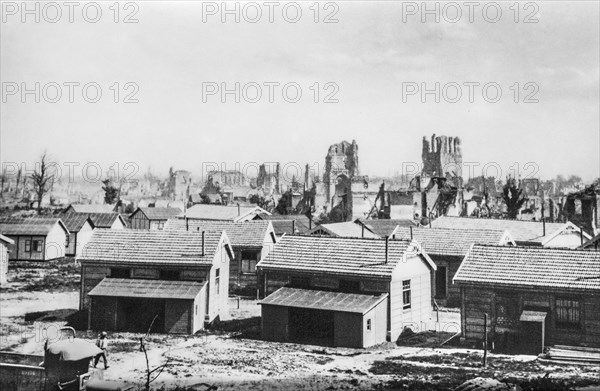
[31,151,52,213]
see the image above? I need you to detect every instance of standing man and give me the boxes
[94,331,109,369]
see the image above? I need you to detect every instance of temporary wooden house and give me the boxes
[454,244,600,354]
[79,229,233,334]
[164,219,277,294]
[60,214,95,257]
[390,227,515,307]
[129,207,182,230]
[0,217,69,261]
[0,234,14,285]
[431,216,592,248]
[257,235,436,347]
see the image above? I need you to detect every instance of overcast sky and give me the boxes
[1,1,599,182]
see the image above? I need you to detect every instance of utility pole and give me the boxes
[483,313,488,367]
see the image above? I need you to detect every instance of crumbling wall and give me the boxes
[322,140,359,221]
[422,134,462,178]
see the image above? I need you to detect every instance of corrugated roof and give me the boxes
[135,207,182,221]
[257,235,430,279]
[259,287,388,314]
[391,227,512,257]
[79,228,226,265]
[430,216,572,243]
[0,217,68,236]
[67,204,115,213]
[310,222,380,238]
[356,219,417,237]
[454,244,600,292]
[88,278,205,299]
[182,204,268,221]
[60,213,94,232]
[164,218,273,248]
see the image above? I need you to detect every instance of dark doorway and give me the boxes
[435,266,447,298]
[289,308,334,346]
[116,298,165,333]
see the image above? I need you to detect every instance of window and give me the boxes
[241,250,259,274]
[109,268,131,278]
[25,239,31,252]
[435,266,447,298]
[157,221,164,230]
[33,240,43,253]
[215,268,220,295]
[366,319,372,331]
[556,298,580,329]
[402,280,411,310]
[159,270,180,281]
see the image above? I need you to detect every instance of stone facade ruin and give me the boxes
[422,134,462,179]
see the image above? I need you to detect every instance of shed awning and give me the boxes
[259,287,388,315]
[88,278,205,300]
[520,310,547,322]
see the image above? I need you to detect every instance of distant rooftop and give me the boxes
[164,218,273,248]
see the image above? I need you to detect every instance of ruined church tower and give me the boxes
[323,140,359,221]
[422,134,462,178]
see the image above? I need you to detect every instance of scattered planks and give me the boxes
[541,345,600,366]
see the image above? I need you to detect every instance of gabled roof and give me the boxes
[430,216,590,244]
[88,278,205,299]
[257,235,435,279]
[255,213,312,234]
[133,207,182,221]
[309,222,380,239]
[66,204,115,213]
[181,204,270,221]
[64,212,126,229]
[579,232,600,250]
[259,287,388,315]
[0,234,14,245]
[0,217,69,236]
[391,227,514,257]
[60,213,95,232]
[355,218,417,237]
[79,228,231,265]
[453,244,600,292]
[164,218,274,248]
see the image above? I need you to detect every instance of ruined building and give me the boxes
[323,140,359,222]
[257,163,281,195]
[168,169,191,202]
[422,134,462,180]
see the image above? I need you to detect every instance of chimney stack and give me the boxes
[237,203,240,216]
[410,226,413,240]
[185,217,189,231]
[292,220,296,234]
[361,224,365,238]
[202,230,205,256]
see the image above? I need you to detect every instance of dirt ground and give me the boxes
[2,262,600,390]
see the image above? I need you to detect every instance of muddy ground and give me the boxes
[1,260,599,390]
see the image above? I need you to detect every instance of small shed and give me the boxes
[0,234,15,285]
[0,217,69,261]
[260,287,388,348]
[88,279,207,333]
[129,207,182,230]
